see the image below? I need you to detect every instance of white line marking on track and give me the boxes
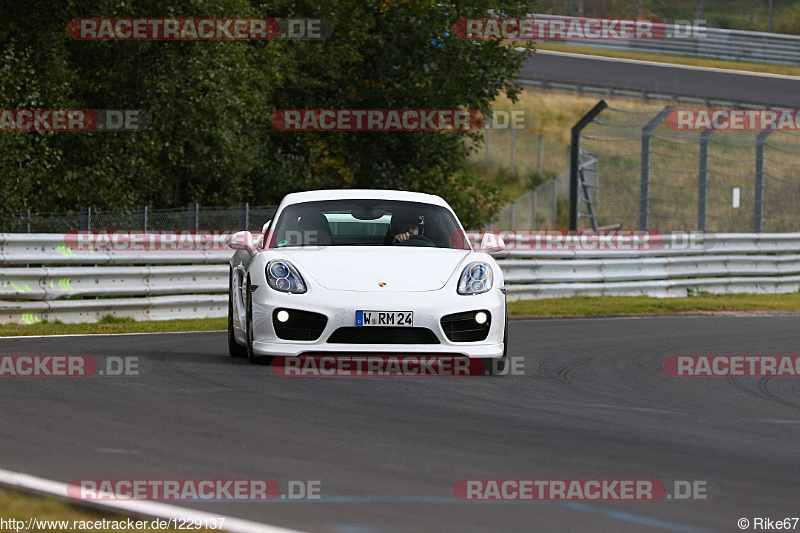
[741,419,800,425]
[0,468,306,533]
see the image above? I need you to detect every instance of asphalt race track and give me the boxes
[521,51,800,108]
[1,316,799,532]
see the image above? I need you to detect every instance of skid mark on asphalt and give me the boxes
[726,376,800,410]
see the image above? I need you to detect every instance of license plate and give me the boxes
[355,311,413,327]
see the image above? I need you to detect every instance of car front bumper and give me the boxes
[249,285,506,358]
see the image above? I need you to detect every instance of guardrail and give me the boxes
[534,15,800,66]
[1,233,798,324]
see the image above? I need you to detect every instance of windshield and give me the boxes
[265,199,470,249]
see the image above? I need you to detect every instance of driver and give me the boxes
[392,221,419,244]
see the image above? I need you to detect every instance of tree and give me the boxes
[0,0,536,229]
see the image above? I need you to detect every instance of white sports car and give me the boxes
[227,189,507,371]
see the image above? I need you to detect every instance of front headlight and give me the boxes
[266,260,307,294]
[457,261,493,295]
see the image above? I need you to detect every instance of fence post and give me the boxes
[137,206,148,231]
[238,202,247,230]
[188,202,199,230]
[570,100,607,231]
[769,0,774,32]
[697,129,714,232]
[532,189,538,230]
[484,126,490,167]
[538,136,544,176]
[754,130,774,232]
[640,106,674,230]
[552,177,558,228]
[510,128,516,174]
[510,200,516,230]
[79,206,90,231]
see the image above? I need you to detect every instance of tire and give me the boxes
[228,270,247,358]
[245,278,273,365]
[482,301,508,376]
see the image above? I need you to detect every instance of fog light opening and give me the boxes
[475,311,488,324]
[277,310,290,323]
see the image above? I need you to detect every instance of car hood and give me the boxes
[278,247,471,292]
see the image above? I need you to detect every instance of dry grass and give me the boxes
[0,488,192,532]
[489,90,659,144]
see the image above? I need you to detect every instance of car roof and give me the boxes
[280,189,450,208]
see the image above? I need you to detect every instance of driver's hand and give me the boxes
[393,232,411,244]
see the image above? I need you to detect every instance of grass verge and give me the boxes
[1,294,799,337]
[508,292,800,317]
[0,487,192,532]
[533,42,800,77]
[0,316,227,337]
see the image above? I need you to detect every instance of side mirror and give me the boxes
[229,230,254,251]
[479,233,506,253]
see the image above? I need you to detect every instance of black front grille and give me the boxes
[441,311,491,342]
[273,309,327,341]
[327,327,440,344]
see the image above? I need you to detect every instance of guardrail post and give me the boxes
[698,129,714,232]
[640,105,674,230]
[570,100,608,231]
[755,130,774,233]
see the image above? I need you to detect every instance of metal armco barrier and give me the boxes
[1,233,799,323]
[534,16,800,66]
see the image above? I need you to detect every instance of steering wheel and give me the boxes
[399,234,436,247]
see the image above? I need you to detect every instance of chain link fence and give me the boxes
[491,172,569,230]
[575,104,800,232]
[478,128,570,179]
[11,204,277,233]
[471,126,571,229]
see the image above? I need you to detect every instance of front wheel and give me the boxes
[245,279,272,365]
[228,270,247,358]
[481,302,508,376]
